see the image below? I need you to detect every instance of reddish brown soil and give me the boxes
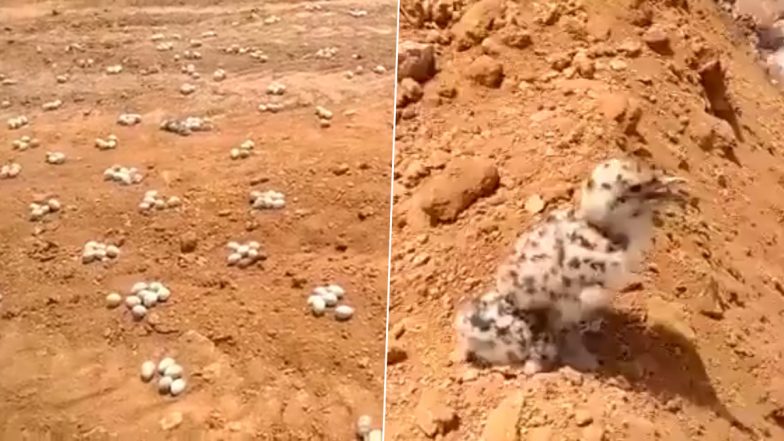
[387,0,784,440]
[0,1,396,439]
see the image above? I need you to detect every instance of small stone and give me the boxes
[581,425,605,441]
[180,232,198,253]
[397,41,436,83]
[482,392,525,441]
[399,78,424,105]
[642,25,672,55]
[160,411,183,430]
[414,390,459,437]
[466,55,504,88]
[574,409,593,427]
[387,344,408,365]
[105,293,122,308]
[416,158,500,224]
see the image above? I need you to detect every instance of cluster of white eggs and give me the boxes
[257,102,284,113]
[117,113,142,126]
[81,241,121,264]
[42,99,63,111]
[138,190,182,213]
[306,284,355,321]
[0,163,22,179]
[315,106,334,127]
[45,151,66,165]
[230,140,255,160]
[249,190,285,209]
[107,281,172,320]
[140,357,187,397]
[7,115,28,129]
[104,165,144,185]
[181,50,202,60]
[160,116,212,136]
[266,82,286,95]
[29,198,61,221]
[105,64,123,74]
[226,241,264,268]
[12,135,39,151]
[95,134,119,150]
[156,42,174,51]
[315,47,338,59]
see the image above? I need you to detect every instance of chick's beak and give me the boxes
[644,175,687,200]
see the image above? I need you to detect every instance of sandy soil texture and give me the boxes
[0,0,396,439]
[386,0,784,440]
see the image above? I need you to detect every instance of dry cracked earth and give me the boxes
[387,0,784,440]
[0,0,396,439]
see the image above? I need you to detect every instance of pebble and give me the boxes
[357,415,372,436]
[266,82,286,95]
[106,64,123,74]
[180,83,196,95]
[213,68,226,81]
[250,190,286,209]
[230,139,255,160]
[160,412,183,431]
[315,106,333,120]
[315,47,338,59]
[42,99,63,111]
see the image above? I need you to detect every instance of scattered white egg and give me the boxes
[156,42,174,51]
[334,305,355,321]
[372,65,386,74]
[183,50,202,60]
[263,15,281,24]
[163,364,183,379]
[56,74,68,83]
[257,102,284,113]
[249,190,286,210]
[45,151,66,164]
[201,30,217,38]
[158,375,173,393]
[213,68,226,81]
[131,304,148,320]
[315,106,333,121]
[348,9,369,17]
[308,295,326,316]
[158,357,176,374]
[7,115,29,129]
[180,83,196,95]
[95,134,118,150]
[170,378,187,396]
[106,293,122,308]
[117,113,141,126]
[141,361,156,382]
[150,33,165,41]
[42,99,63,111]
[357,415,372,436]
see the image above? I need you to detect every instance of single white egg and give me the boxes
[106,293,123,308]
[125,295,141,308]
[327,284,346,298]
[163,364,184,379]
[131,282,148,294]
[227,252,242,265]
[131,304,148,320]
[357,415,372,436]
[169,378,187,396]
[158,375,173,394]
[321,291,338,307]
[334,305,354,321]
[140,361,156,382]
[308,295,326,316]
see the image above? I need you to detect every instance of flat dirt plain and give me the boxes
[387,0,784,440]
[0,0,396,439]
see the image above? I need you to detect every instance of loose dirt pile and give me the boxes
[388,0,784,440]
[0,0,395,439]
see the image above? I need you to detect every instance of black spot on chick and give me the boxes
[601,183,612,190]
[469,313,493,332]
[555,238,565,267]
[568,257,581,269]
[523,276,536,289]
[629,184,642,193]
[562,276,572,288]
[586,178,595,190]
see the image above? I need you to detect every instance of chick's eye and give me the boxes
[628,184,642,193]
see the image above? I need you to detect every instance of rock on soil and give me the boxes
[415,158,500,224]
[598,93,642,134]
[643,24,672,55]
[414,390,459,438]
[482,392,524,441]
[452,0,505,50]
[398,41,436,83]
[690,111,737,152]
[466,55,504,88]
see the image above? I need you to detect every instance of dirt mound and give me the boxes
[388,0,784,439]
[0,0,395,439]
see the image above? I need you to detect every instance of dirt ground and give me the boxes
[0,0,396,439]
[387,0,784,440]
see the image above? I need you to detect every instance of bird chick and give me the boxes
[458,158,685,368]
[454,290,558,374]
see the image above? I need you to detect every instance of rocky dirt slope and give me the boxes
[387,0,784,439]
[0,0,395,439]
